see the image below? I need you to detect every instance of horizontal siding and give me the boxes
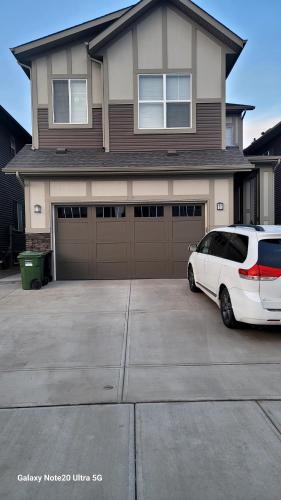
[109,103,222,151]
[0,122,25,253]
[38,108,103,149]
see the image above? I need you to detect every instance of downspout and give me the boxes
[16,171,24,189]
[274,158,281,173]
[85,43,105,150]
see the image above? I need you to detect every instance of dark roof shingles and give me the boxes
[5,145,251,171]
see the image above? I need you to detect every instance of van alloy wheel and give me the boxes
[188,266,200,293]
[220,288,238,329]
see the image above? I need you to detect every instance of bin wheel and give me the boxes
[42,277,49,286]
[31,279,42,290]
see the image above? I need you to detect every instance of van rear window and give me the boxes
[258,239,281,269]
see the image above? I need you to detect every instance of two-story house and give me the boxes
[4,0,274,280]
[0,105,31,268]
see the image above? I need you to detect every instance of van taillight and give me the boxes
[239,264,281,281]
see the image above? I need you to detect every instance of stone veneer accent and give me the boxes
[26,233,51,251]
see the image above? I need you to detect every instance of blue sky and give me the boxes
[0,0,280,147]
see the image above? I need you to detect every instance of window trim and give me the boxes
[52,78,88,125]
[138,73,192,130]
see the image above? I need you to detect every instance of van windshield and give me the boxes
[258,239,281,269]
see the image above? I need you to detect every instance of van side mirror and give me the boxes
[189,243,198,252]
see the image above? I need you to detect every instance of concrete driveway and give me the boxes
[0,279,281,406]
[1,279,281,499]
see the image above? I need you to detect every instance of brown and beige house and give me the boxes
[4,0,276,280]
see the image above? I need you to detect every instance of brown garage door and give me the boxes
[55,204,205,279]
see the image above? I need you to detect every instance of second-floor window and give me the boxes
[226,124,234,147]
[52,79,88,124]
[138,74,191,130]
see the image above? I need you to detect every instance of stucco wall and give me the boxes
[25,176,234,236]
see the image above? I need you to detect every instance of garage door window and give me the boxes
[172,205,202,217]
[96,206,126,218]
[134,206,164,217]
[57,206,88,218]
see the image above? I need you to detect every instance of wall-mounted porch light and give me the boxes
[216,202,224,211]
[34,204,42,214]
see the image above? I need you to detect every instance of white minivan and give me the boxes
[188,225,281,328]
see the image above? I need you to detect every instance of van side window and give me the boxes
[210,232,228,258]
[197,233,214,254]
[225,234,249,263]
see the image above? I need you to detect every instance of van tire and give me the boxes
[188,266,201,293]
[220,287,239,329]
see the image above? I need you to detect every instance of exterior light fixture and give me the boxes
[216,202,224,211]
[34,204,42,214]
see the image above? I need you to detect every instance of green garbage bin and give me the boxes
[18,251,51,290]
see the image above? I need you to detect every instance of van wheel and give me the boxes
[220,287,238,329]
[188,266,201,293]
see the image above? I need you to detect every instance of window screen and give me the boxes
[53,80,69,123]
[53,79,87,124]
[139,74,191,129]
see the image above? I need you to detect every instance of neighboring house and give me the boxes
[4,0,274,279]
[244,122,281,224]
[0,106,31,267]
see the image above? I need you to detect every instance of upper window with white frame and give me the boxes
[138,74,191,130]
[52,79,88,124]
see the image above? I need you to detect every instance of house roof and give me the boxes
[10,6,131,76]
[0,105,31,141]
[4,145,252,176]
[226,103,255,114]
[12,0,246,78]
[89,0,246,76]
[244,121,281,155]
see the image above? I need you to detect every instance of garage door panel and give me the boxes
[173,261,189,278]
[57,262,91,280]
[56,222,89,241]
[135,242,169,261]
[96,222,130,243]
[96,263,130,280]
[173,220,204,242]
[172,242,190,261]
[135,261,171,279]
[134,221,168,242]
[56,242,90,262]
[96,243,129,262]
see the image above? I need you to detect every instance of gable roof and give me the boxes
[0,105,31,141]
[11,6,131,77]
[244,121,281,155]
[4,145,251,176]
[89,0,246,76]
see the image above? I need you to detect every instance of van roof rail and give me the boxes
[229,224,265,232]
